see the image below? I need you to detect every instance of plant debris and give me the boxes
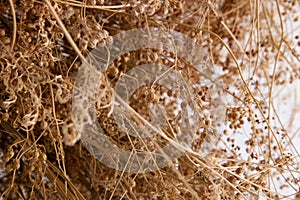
[0,0,300,199]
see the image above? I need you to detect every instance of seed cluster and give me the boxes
[0,0,300,199]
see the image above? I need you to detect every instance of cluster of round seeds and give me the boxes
[0,0,300,199]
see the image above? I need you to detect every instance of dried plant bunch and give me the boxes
[92,48,216,156]
[0,0,300,199]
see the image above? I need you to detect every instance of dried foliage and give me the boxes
[0,0,300,199]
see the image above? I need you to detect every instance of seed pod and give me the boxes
[12,159,20,170]
[107,67,119,79]
[3,146,14,163]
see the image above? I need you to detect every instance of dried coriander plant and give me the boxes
[0,0,300,199]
